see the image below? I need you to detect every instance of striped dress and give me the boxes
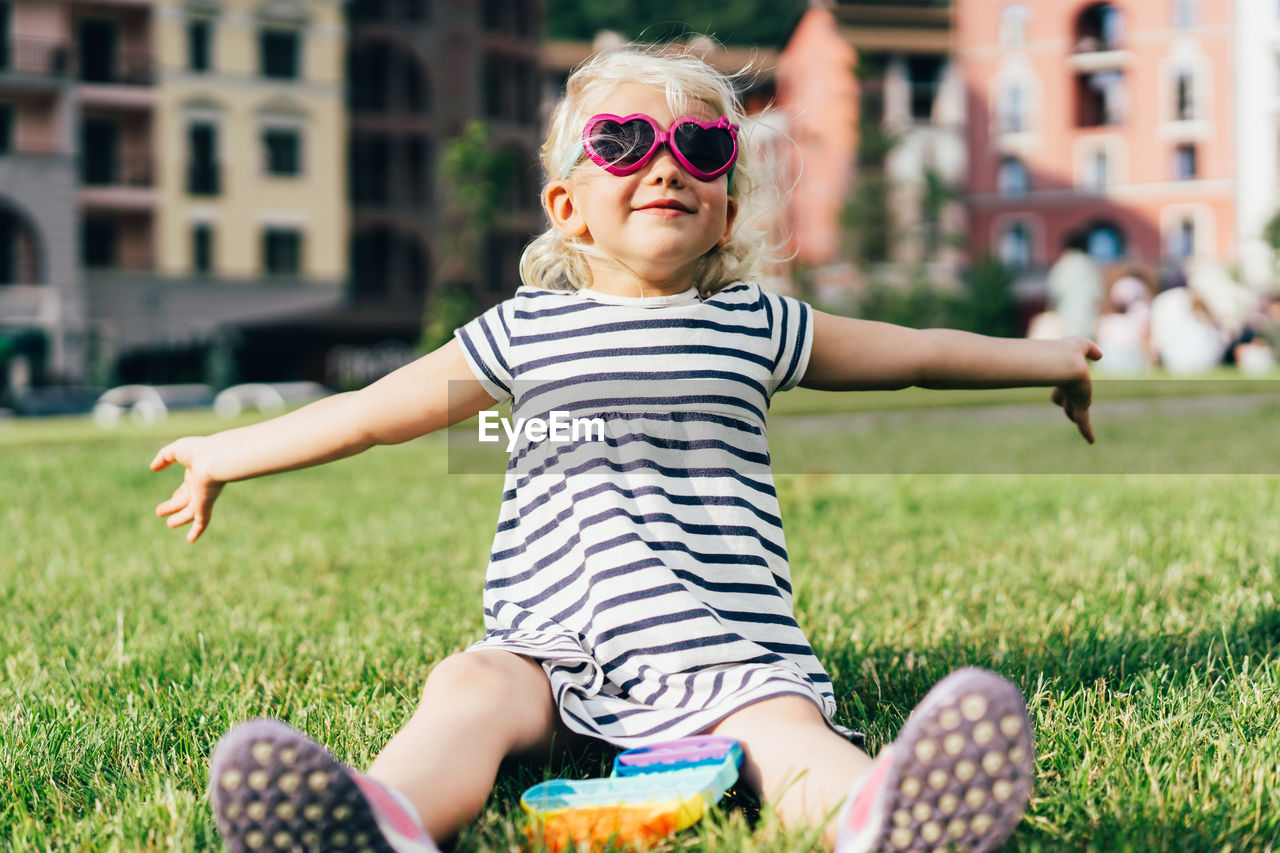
[455,281,853,747]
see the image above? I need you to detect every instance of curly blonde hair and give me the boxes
[519,45,769,298]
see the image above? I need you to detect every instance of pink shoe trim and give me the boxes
[352,773,429,840]
[844,746,895,831]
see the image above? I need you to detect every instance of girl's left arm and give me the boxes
[799,310,1103,443]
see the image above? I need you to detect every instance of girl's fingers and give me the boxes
[166,506,195,529]
[1076,409,1095,444]
[150,445,175,471]
[156,485,188,517]
[188,514,210,543]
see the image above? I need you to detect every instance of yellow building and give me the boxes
[154,0,347,283]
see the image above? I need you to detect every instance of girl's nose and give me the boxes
[644,144,686,185]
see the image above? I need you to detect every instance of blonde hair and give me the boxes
[519,45,769,298]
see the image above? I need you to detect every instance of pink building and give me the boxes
[775,4,858,267]
[956,0,1235,281]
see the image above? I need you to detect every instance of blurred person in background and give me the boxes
[1094,271,1152,373]
[1149,274,1226,374]
[1047,230,1104,341]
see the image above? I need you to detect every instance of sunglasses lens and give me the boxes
[674,124,735,175]
[589,119,655,169]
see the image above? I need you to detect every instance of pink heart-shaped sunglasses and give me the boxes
[568,113,740,182]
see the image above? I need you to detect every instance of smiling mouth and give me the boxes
[636,200,693,213]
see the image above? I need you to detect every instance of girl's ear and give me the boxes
[545,181,589,238]
[716,197,739,248]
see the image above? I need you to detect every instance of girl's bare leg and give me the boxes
[709,695,872,849]
[366,649,559,842]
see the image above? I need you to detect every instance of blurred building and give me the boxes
[343,0,542,339]
[833,0,968,275]
[956,0,1236,296]
[0,0,547,397]
[774,4,857,270]
[0,0,350,393]
[246,0,543,391]
[1234,2,1280,289]
[0,0,89,391]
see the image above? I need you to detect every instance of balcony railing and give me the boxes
[0,139,67,156]
[78,48,155,86]
[187,162,221,196]
[0,37,72,79]
[81,155,154,187]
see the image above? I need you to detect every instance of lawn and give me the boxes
[1,385,1278,851]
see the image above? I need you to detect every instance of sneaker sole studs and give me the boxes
[208,719,399,853]
[868,669,1035,853]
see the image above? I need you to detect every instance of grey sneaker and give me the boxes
[835,668,1035,852]
[208,718,438,853]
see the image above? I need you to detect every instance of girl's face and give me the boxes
[545,82,738,296]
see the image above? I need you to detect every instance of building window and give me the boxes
[395,0,429,21]
[1175,70,1196,121]
[262,128,301,176]
[907,56,945,122]
[351,135,390,204]
[482,54,537,122]
[0,2,12,72]
[81,117,119,185]
[482,0,501,31]
[998,79,1027,133]
[192,223,213,274]
[0,103,12,153]
[349,0,385,21]
[82,218,118,268]
[1174,144,1197,179]
[483,56,504,119]
[1168,216,1196,259]
[998,222,1032,268]
[263,228,302,275]
[187,121,220,196]
[1076,70,1126,126]
[996,156,1029,195]
[1083,148,1110,191]
[406,135,432,207]
[1075,3,1125,53]
[78,18,117,84]
[1000,4,1030,49]
[1085,222,1126,262]
[1172,0,1197,28]
[188,19,212,72]
[260,30,299,80]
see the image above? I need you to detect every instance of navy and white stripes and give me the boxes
[454,281,849,747]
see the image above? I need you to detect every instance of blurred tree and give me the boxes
[959,256,1018,338]
[547,0,806,46]
[841,53,896,267]
[421,121,517,353]
[919,168,956,263]
[841,122,897,267]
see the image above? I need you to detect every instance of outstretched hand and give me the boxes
[1051,337,1103,444]
[150,437,225,543]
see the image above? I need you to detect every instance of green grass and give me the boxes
[2,388,1278,851]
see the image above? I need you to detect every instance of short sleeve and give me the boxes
[761,289,814,394]
[454,300,515,403]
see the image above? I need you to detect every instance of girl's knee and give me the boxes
[419,651,553,725]
[711,694,829,738]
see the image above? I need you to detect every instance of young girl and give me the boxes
[152,48,1099,853]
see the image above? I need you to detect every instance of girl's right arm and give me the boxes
[150,338,496,542]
